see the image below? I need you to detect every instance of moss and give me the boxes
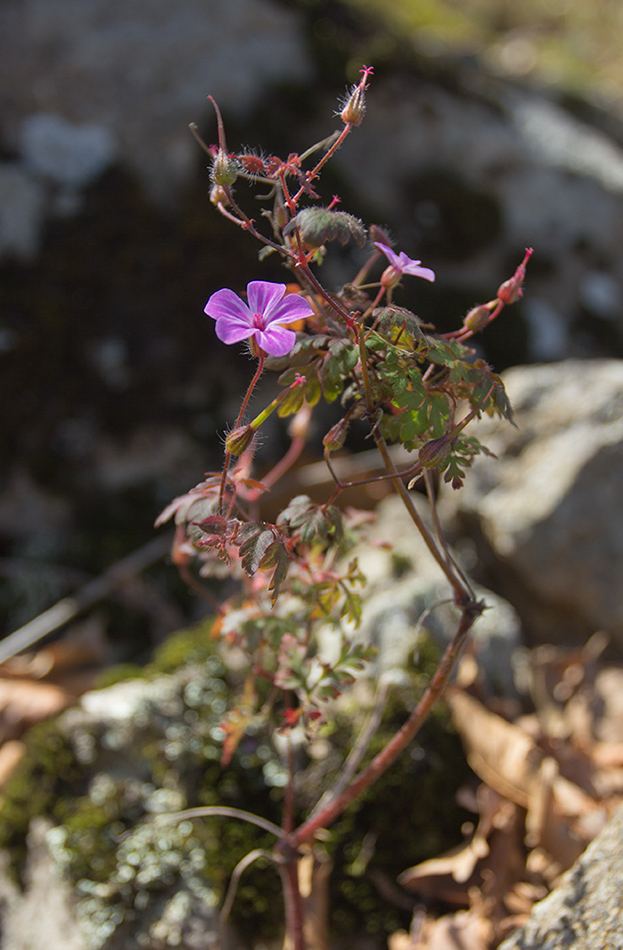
[146,620,219,675]
[0,719,84,876]
[0,628,472,947]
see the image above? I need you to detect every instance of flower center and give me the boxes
[253,312,266,330]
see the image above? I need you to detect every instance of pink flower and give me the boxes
[204,281,314,357]
[374,242,435,287]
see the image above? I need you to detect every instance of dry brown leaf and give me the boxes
[0,739,26,787]
[411,910,494,950]
[446,689,544,809]
[0,678,72,742]
[399,786,524,912]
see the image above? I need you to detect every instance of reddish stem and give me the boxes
[285,601,481,850]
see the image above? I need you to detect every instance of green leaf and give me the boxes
[428,394,450,438]
[283,207,367,249]
[305,371,321,406]
[277,383,305,417]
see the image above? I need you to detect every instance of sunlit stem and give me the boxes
[374,430,471,602]
[218,355,265,510]
[220,186,285,254]
[295,259,358,328]
[292,124,353,204]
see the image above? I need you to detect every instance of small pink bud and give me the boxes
[497,248,533,305]
[237,153,266,176]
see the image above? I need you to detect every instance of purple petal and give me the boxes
[204,288,253,326]
[214,319,255,345]
[246,281,287,317]
[374,242,401,269]
[403,262,435,282]
[374,242,435,281]
[255,325,297,356]
[264,292,315,326]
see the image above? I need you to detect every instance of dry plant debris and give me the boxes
[391,633,623,949]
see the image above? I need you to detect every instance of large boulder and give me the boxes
[442,359,623,649]
[498,802,623,950]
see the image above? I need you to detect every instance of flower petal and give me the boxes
[214,319,255,345]
[374,242,401,269]
[403,262,435,282]
[255,325,297,356]
[375,242,435,281]
[204,288,253,326]
[246,281,287,317]
[264,292,315,326]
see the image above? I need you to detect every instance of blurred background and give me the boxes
[2,0,623,663]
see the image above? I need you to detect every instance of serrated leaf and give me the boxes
[428,394,450,438]
[283,207,367,249]
[238,523,276,575]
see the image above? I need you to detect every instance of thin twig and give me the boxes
[310,674,392,820]
[0,533,173,665]
[219,848,279,947]
[153,805,283,838]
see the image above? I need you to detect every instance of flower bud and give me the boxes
[210,184,229,207]
[497,247,533,305]
[418,437,451,470]
[463,301,495,333]
[338,65,373,127]
[211,149,238,187]
[225,424,254,456]
[237,153,266,176]
[380,265,401,290]
[274,202,289,230]
[323,417,349,452]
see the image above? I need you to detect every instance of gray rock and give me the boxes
[0,0,312,204]
[319,494,523,695]
[0,819,85,950]
[498,802,623,950]
[0,163,45,260]
[331,73,623,359]
[20,113,118,189]
[441,359,623,648]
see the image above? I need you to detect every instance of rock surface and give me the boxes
[329,493,522,696]
[498,802,623,950]
[0,0,312,205]
[441,359,623,650]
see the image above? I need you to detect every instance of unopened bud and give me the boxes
[225,424,254,456]
[211,149,238,187]
[418,437,451,470]
[274,202,289,230]
[463,301,496,333]
[210,184,229,207]
[497,247,533,305]
[338,65,374,127]
[380,265,401,291]
[323,417,349,452]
